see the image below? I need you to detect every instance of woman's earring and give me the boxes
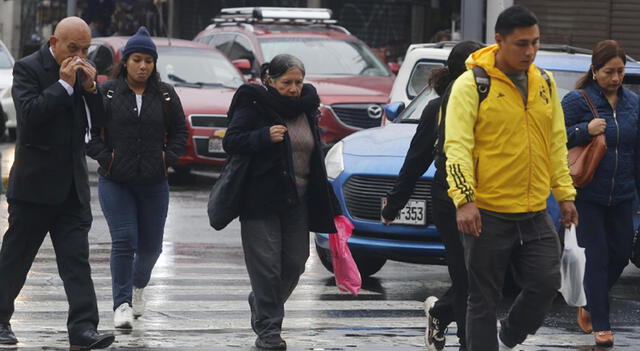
[592,72,596,80]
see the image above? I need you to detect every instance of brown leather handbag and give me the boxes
[567,90,607,188]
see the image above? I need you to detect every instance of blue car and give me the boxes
[315,47,640,277]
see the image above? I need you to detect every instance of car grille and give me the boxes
[331,104,383,129]
[193,137,226,159]
[189,114,227,128]
[343,175,433,225]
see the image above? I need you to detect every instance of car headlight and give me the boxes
[325,141,344,179]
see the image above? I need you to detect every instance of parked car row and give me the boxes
[315,44,640,277]
[2,7,393,172]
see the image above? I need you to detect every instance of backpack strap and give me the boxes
[472,66,490,105]
[537,66,552,95]
[102,81,117,142]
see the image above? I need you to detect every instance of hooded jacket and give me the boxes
[444,44,576,212]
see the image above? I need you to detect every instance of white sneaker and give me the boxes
[424,296,445,351]
[132,287,145,318]
[498,331,515,351]
[113,303,133,329]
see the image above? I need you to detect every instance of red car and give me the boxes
[87,37,245,174]
[194,7,396,147]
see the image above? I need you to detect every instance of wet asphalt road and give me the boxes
[0,143,638,350]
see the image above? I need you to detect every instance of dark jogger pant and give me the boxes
[463,210,561,351]
[430,182,468,346]
[240,199,309,338]
[575,199,633,332]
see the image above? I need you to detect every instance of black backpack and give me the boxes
[433,66,552,172]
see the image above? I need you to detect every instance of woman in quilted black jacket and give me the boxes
[86,27,187,330]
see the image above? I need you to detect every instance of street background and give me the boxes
[0,143,637,350]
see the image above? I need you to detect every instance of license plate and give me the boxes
[208,137,224,153]
[381,198,426,226]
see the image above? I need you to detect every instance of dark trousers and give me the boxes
[575,199,633,332]
[240,199,309,338]
[463,211,561,351]
[431,182,467,346]
[0,189,98,337]
[98,176,169,310]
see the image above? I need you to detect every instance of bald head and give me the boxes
[50,16,91,64]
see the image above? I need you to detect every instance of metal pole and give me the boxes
[486,0,513,44]
[168,0,176,38]
[67,0,77,17]
[461,0,483,42]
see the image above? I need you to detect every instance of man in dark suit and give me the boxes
[0,17,114,349]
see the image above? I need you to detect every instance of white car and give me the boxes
[0,39,14,139]
[388,42,452,105]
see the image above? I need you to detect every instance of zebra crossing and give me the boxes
[3,238,442,350]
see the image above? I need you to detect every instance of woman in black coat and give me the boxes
[86,27,187,329]
[223,54,340,350]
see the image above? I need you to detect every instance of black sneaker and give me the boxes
[425,296,445,351]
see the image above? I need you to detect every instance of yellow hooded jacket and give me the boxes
[444,45,576,212]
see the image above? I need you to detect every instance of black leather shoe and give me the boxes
[69,329,115,350]
[255,335,286,350]
[0,323,18,344]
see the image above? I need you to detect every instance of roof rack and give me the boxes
[214,7,336,24]
[539,44,591,55]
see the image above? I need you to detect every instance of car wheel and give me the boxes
[352,252,386,277]
[315,243,334,273]
[314,243,387,277]
[170,166,193,185]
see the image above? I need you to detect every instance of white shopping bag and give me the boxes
[558,224,587,307]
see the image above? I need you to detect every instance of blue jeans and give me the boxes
[98,176,169,310]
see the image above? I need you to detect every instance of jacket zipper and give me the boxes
[608,109,619,206]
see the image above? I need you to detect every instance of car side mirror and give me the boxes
[387,62,401,75]
[97,74,109,83]
[232,59,252,75]
[384,101,405,122]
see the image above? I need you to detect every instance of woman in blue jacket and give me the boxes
[562,40,640,347]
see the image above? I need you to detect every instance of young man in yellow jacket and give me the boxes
[444,5,578,351]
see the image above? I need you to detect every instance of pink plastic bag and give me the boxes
[329,215,361,296]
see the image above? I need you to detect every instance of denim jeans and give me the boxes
[98,176,169,310]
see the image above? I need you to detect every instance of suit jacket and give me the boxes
[8,45,105,205]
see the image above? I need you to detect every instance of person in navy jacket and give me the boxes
[562,39,640,347]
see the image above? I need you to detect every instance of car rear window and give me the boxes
[259,38,390,77]
[406,60,444,100]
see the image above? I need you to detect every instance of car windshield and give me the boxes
[259,38,390,77]
[0,45,12,69]
[397,69,640,122]
[156,47,244,89]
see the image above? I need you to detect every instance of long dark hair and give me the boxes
[576,40,626,89]
[110,54,161,87]
[428,41,484,96]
